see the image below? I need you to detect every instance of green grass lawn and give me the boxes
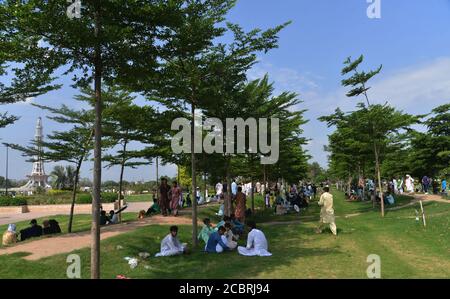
[125,194,154,202]
[1,191,449,279]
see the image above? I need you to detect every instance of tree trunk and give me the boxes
[191,103,198,247]
[91,7,102,280]
[5,145,8,196]
[68,159,82,233]
[374,144,385,217]
[251,179,255,214]
[117,139,128,223]
[203,171,207,200]
[263,165,267,195]
[225,158,232,217]
[155,157,159,201]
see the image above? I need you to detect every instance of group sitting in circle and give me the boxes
[2,218,62,246]
[154,218,272,257]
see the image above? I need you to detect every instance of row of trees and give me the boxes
[1,1,309,278]
[321,55,449,217]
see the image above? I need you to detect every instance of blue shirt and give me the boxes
[205,232,229,253]
[442,180,447,190]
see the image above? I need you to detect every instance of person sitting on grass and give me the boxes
[215,216,231,231]
[384,191,395,205]
[224,223,238,250]
[109,205,129,224]
[146,196,161,216]
[138,210,146,219]
[155,226,188,257]
[2,224,18,246]
[205,226,229,253]
[230,214,244,235]
[100,210,110,226]
[43,219,62,235]
[237,221,272,257]
[20,219,43,241]
[216,203,224,217]
[198,218,215,245]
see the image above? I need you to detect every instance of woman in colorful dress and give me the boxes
[234,186,247,223]
[170,181,182,216]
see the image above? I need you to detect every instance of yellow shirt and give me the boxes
[2,231,17,246]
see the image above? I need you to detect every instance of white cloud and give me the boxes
[249,57,450,168]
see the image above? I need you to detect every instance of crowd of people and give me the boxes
[2,218,61,246]
[343,174,448,206]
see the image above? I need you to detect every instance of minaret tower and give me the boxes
[20,117,51,192]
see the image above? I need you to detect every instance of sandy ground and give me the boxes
[0,214,200,260]
[0,202,151,226]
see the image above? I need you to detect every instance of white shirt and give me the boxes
[231,182,237,195]
[246,229,269,251]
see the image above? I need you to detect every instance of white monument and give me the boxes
[19,117,51,193]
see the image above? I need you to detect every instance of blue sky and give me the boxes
[2,0,450,181]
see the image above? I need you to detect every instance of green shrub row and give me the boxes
[0,196,28,206]
[0,192,118,206]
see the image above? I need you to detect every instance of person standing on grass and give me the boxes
[159,178,171,216]
[316,187,337,236]
[422,176,431,194]
[155,226,188,257]
[2,224,18,246]
[231,179,238,198]
[170,181,182,216]
[234,186,247,223]
[442,178,447,194]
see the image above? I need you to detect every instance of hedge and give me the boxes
[0,196,28,206]
[75,192,118,204]
[0,193,118,206]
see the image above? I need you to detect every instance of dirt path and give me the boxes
[0,215,199,261]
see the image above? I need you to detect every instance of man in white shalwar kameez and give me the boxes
[155,226,187,257]
[316,187,337,236]
[238,221,272,257]
[405,175,414,193]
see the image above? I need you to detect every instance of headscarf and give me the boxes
[7,224,16,233]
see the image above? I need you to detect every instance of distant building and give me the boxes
[18,118,52,195]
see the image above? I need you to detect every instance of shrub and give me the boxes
[75,193,92,204]
[101,192,118,203]
[75,192,118,204]
[0,196,28,206]
[47,189,70,196]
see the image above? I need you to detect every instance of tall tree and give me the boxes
[3,0,186,278]
[322,55,418,216]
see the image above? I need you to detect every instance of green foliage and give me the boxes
[0,196,28,206]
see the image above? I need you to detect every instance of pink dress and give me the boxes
[170,186,181,211]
